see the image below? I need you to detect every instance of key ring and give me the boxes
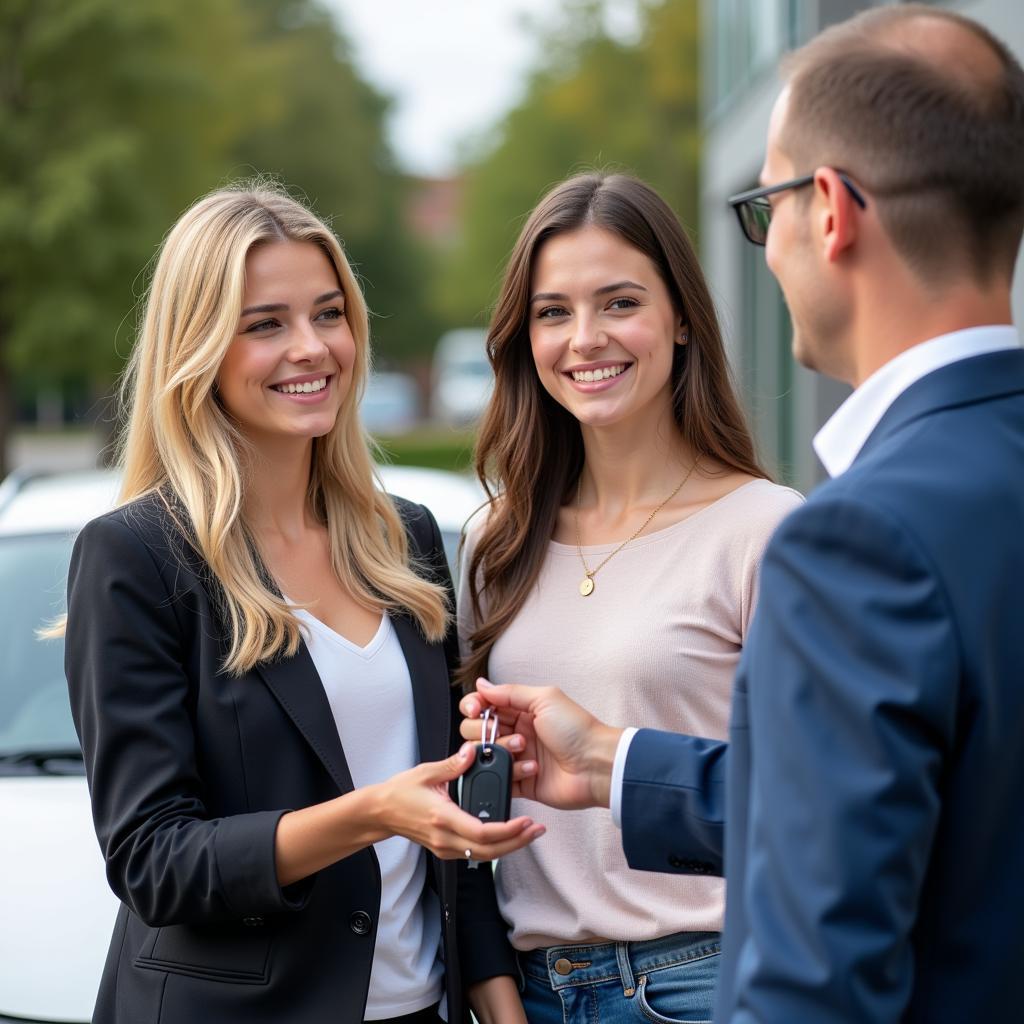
[481,707,498,753]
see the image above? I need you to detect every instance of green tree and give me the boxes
[236,0,439,364]
[0,0,271,472]
[0,0,428,474]
[435,0,700,328]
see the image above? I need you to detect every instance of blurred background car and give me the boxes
[430,328,493,427]
[360,370,421,436]
[0,464,483,1024]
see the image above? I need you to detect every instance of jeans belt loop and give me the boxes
[615,941,637,997]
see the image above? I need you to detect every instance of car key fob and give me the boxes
[459,709,512,868]
[460,742,512,825]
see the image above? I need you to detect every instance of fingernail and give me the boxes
[460,743,473,758]
[477,677,493,688]
[522,761,537,774]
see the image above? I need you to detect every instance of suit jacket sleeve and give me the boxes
[402,502,517,987]
[65,513,309,927]
[620,729,727,874]
[725,494,957,1024]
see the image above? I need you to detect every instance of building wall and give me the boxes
[700,0,1024,492]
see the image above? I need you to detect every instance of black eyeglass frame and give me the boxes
[727,172,868,246]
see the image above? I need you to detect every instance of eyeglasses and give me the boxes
[727,172,868,246]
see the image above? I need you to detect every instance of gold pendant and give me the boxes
[579,576,595,597]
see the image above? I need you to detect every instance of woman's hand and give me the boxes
[372,744,545,861]
[274,744,544,887]
[468,974,528,1024]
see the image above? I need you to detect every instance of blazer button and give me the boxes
[350,910,372,936]
[668,855,684,869]
[241,915,264,927]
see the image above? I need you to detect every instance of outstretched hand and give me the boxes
[459,679,623,811]
[377,744,545,861]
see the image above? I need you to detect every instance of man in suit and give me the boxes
[462,5,1024,1021]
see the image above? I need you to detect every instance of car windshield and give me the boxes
[0,533,79,757]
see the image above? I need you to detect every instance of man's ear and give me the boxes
[814,167,859,262]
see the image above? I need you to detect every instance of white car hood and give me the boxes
[0,776,118,1022]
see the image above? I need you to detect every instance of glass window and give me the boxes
[708,0,792,112]
[740,237,797,483]
[751,0,784,69]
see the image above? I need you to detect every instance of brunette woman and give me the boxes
[62,183,541,1024]
[457,173,802,1024]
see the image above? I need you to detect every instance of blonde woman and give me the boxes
[63,184,541,1024]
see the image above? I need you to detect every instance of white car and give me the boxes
[430,328,494,426]
[0,465,483,1023]
[360,370,421,436]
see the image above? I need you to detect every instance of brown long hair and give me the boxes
[458,172,766,688]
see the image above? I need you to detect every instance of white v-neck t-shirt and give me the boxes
[294,608,443,1020]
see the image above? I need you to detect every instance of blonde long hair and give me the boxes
[113,182,448,672]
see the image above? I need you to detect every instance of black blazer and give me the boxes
[65,492,513,1024]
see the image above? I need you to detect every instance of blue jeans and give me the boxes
[517,931,721,1024]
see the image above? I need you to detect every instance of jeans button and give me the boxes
[554,957,573,976]
[349,910,372,936]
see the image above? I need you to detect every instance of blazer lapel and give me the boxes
[390,613,450,765]
[254,647,356,795]
[856,347,1024,465]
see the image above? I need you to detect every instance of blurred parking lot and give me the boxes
[6,431,105,474]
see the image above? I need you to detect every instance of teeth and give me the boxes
[273,377,328,394]
[571,364,627,383]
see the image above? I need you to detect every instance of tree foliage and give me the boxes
[0,0,427,471]
[0,0,263,380]
[0,0,701,471]
[236,0,436,362]
[435,0,700,328]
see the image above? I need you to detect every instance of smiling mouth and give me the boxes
[566,363,630,383]
[270,376,330,394]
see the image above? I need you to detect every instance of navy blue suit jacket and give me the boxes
[621,348,1024,1022]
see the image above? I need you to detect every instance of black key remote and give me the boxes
[460,742,512,825]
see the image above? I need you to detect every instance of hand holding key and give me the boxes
[369,742,544,864]
[459,679,624,811]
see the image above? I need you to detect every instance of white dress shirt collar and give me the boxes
[813,325,1021,478]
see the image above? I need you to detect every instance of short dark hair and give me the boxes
[780,4,1024,284]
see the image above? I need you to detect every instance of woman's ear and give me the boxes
[677,322,690,346]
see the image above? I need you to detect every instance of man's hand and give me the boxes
[459,679,623,810]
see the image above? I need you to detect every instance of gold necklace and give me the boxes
[574,460,697,596]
